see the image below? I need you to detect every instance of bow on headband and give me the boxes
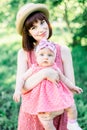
[36,39,56,55]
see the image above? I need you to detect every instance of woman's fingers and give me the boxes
[13,93,20,102]
[72,86,83,94]
[45,68,59,83]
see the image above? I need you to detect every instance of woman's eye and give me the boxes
[31,26,36,30]
[41,20,45,25]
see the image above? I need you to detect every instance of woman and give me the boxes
[15,3,82,130]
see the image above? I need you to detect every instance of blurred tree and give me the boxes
[0,0,87,44]
[44,0,87,46]
[72,0,87,45]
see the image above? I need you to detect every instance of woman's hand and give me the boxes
[24,67,59,91]
[13,90,21,102]
[70,86,83,94]
[42,68,59,84]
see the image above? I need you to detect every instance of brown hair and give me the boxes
[22,11,52,51]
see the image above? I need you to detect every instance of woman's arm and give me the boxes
[61,45,83,93]
[13,49,28,102]
[57,68,83,93]
[24,67,59,91]
[13,49,47,101]
[14,49,47,101]
[61,45,75,84]
[15,49,59,92]
[15,49,45,91]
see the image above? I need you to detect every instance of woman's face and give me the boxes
[29,20,49,43]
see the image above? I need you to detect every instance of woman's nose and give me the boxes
[38,26,44,33]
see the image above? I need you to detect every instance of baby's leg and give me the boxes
[66,103,82,130]
[38,110,64,120]
[38,112,56,130]
[66,103,77,120]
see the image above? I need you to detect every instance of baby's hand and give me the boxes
[13,91,21,102]
[71,86,83,94]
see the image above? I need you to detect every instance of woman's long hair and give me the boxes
[22,11,52,51]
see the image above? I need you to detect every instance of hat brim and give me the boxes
[16,3,49,35]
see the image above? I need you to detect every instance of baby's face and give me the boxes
[36,48,56,67]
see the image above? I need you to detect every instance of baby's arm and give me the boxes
[57,68,83,93]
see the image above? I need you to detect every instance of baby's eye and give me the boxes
[40,53,44,56]
[48,54,52,57]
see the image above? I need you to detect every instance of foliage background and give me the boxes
[0,0,87,129]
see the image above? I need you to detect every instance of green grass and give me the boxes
[0,30,21,129]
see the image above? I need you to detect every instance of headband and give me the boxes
[36,39,56,55]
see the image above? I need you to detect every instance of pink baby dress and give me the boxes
[21,43,74,114]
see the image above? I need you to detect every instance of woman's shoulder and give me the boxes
[54,43,71,60]
[18,48,28,55]
[52,41,69,50]
[60,45,72,61]
[50,40,71,57]
[17,48,28,60]
[54,42,70,54]
[60,44,70,54]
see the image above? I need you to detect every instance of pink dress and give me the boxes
[18,44,68,130]
[22,63,74,114]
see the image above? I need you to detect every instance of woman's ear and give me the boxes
[28,30,31,36]
[28,32,31,36]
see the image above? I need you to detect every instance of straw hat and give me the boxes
[16,3,49,35]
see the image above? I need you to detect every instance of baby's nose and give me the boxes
[44,55,48,59]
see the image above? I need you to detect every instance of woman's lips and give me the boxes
[38,32,46,37]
